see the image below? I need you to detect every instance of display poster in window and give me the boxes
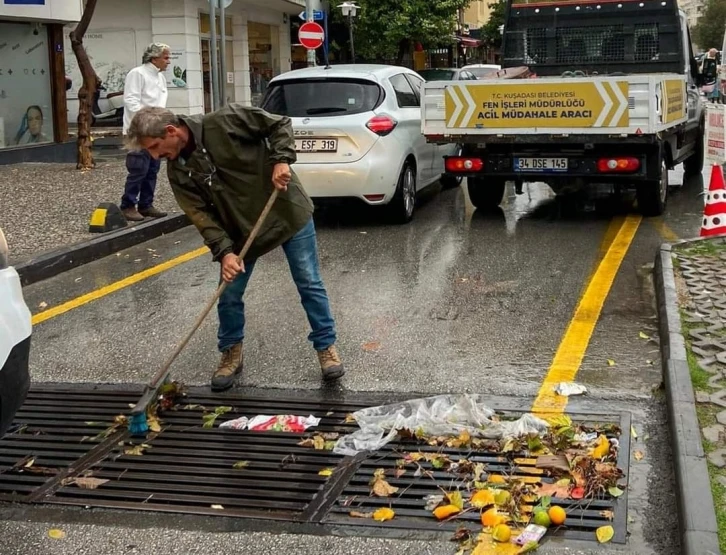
[0,22,54,149]
[63,29,137,99]
[163,47,187,88]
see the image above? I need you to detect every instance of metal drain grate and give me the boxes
[0,387,629,544]
[324,413,630,543]
[0,388,137,502]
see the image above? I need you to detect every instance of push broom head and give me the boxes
[128,412,149,436]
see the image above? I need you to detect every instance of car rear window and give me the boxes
[418,70,456,81]
[262,78,383,117]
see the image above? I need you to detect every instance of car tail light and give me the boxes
[364,194,386,202]
[597,157,640,173]
[445,156,484,172]
[366,115,397,136]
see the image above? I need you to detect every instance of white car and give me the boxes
[0,227,31,438]
[262,64,459,223]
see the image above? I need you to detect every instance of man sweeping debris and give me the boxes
[124,105,344,391]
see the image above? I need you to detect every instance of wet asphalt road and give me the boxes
[1,169,708,554]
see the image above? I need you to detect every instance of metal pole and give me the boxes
[220,0,227,106]
[209,0,220,111]
[323,10,330,67]
[348,14,355,63]
[306,0,316,66]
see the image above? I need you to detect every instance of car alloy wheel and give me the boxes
[403,166,416,219]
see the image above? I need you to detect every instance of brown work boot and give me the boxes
[211,343,243,392]
[122,207,144,222]
[317,345,345,381]
[139,205,167,218]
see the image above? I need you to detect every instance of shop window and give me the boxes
[200,14,234,113]
[200,12,234,36]
[0,22,55,149]
[249,21,280,107]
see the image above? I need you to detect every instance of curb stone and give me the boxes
[13,212,190,287]
[655,239,721,555]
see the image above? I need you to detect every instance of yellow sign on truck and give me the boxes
[444,81,629,129]
[661,78,686,124]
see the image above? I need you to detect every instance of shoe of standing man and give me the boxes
[120,43,170,222]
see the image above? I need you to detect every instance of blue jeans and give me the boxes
[217,218,337,352]
[121,150,160,210]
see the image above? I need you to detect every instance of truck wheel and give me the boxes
[467,177,506,211]
[637,157,668,217]
[389,162,416,224]
[684,125,704,175]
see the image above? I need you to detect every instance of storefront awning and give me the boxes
[454,36,483,48]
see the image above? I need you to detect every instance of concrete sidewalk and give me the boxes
[665,236,726,554]
[0,157,179,264]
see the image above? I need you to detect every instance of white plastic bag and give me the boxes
[333,394,549,456]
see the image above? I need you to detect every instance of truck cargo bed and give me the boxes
[421,74,688,139]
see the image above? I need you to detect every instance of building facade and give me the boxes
[679,0,705,32]
[64,0,309,123]
[462,0,493,32]
[0,0,83,154]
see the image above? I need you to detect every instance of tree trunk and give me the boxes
[395,39,410,66]
[69,0,100,170]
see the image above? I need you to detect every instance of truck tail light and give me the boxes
[597,157,640,173]
[366,115,397,136]
[445,156,484,172]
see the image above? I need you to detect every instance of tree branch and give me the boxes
[70,0,101,170]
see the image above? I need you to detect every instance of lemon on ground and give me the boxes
[548,505,567,526]
[492,524,512,543]
[532,509,551,528]
[494,490,511,506]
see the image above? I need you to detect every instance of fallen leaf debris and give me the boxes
[340,419,625,553]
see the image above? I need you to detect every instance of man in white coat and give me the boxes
[120,43,170,221]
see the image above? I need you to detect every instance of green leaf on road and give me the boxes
[608,486,624,498]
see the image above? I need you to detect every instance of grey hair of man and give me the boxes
[142,42,171,64]
[124,107,179,150]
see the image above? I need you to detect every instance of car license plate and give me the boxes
[514,157,568,172]
[295,139,338,153]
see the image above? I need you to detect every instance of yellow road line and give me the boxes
[531,215,642,415]
[651,218,679,242]
[32,247,208,326]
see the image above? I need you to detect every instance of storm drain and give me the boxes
[0,386,629,543]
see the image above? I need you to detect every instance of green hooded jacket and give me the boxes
[167,104,313,262]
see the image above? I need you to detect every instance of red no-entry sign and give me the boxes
[299,21,324,50]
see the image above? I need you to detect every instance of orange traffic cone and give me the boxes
[702,164,726,237]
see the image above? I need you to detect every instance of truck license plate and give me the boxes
[295,139,338,153]
[514,157,568,172]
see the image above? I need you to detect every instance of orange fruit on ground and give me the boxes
[481,507,504,527]
[548,505,567,526]
[433,504,461,520]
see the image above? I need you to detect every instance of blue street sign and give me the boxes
[4,0,46,4]
[299,10,324,21]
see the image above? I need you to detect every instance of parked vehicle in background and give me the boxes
[417,68,479,81]
[0,227,31,438]
[462,64,502,79]
[262,64,458,223]
[423,0,704,217]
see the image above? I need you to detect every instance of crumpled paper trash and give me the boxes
[333,393,549,456]
[219,414,320,432]
[554,382,588,396]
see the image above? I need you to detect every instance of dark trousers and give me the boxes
[121,150,161,210]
